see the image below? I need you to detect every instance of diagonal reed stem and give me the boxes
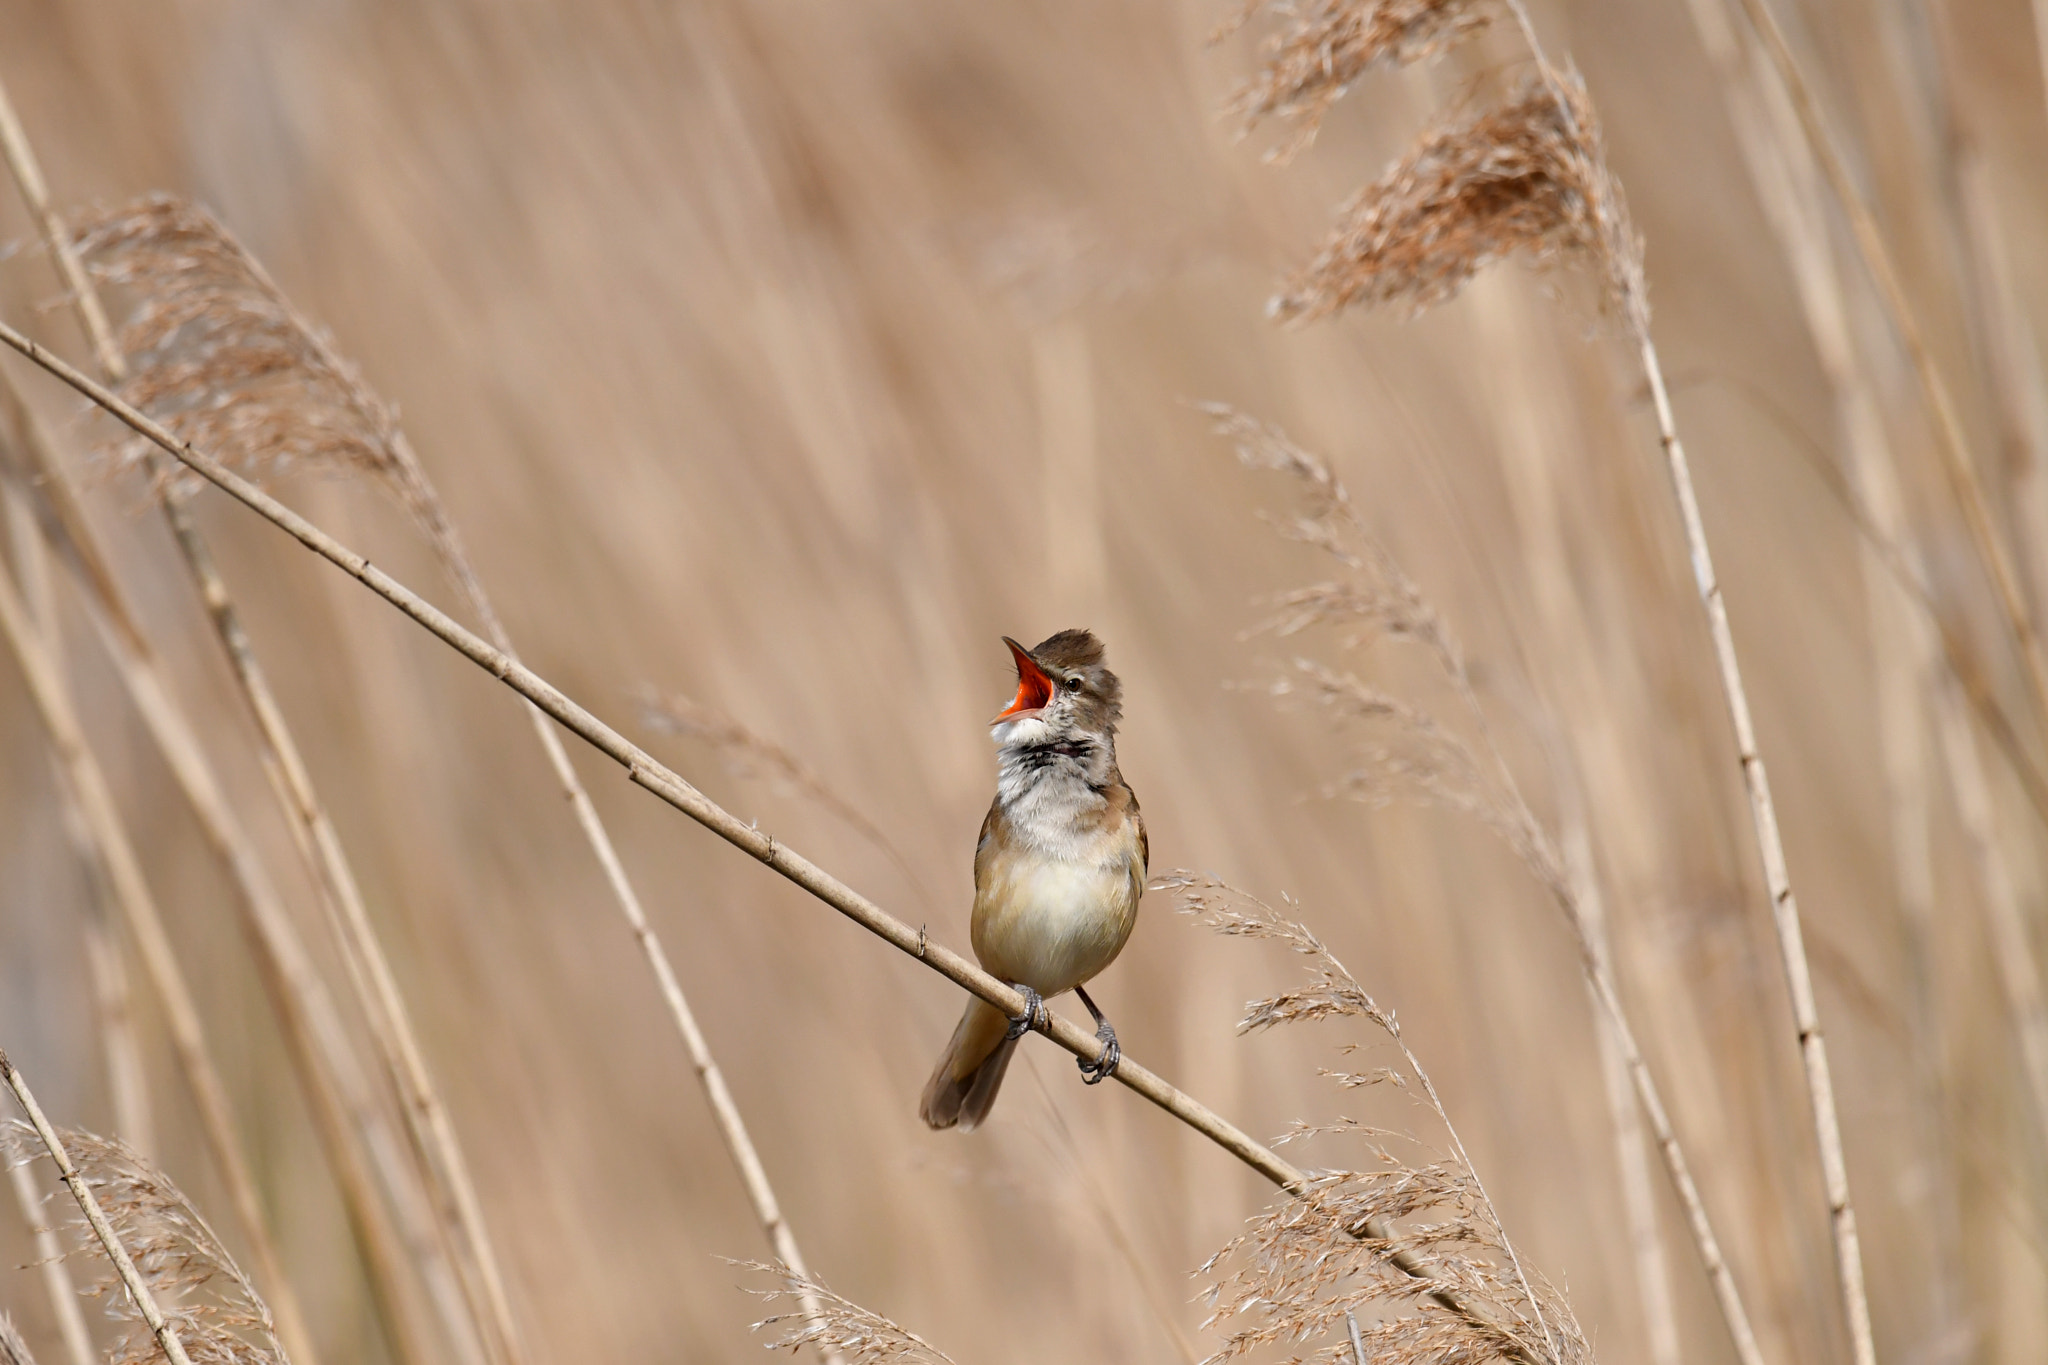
[0,1050,197,1365]
[0,314,1537,1352]
[1638,334,1879,1365]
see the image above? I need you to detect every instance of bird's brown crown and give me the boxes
[1027,628,1122,737]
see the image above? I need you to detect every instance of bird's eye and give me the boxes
[1066,676,1085,691]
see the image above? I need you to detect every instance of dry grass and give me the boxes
[743,1264,957,1365]
[0,4,2045,1365]
[1173,875,1587,1365]
[32,1128,286,1365]
[1217,0,1497,157]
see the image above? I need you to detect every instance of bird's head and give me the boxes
[989,629,1122,751]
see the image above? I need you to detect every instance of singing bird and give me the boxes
[919,629,1147,1130]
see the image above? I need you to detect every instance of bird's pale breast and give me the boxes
[972,816,1142,996]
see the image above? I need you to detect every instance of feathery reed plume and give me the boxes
[744,1263,958,1365]
[77,196,415,505]
[1170,875,1585,1365]
[0,1053,197,1365]
[1217,0,1496,157]
[4,1125,289,1365]
[74,192,840,1365]
[0,1314,36,1365]
[1211,408,1768,1365]
[640,687,934,914]
[1269,66,1642,331]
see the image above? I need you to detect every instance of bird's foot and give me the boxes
[1077,1018,1120,1084]
[1004,985,1045,1041]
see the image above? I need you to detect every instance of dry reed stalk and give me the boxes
[1175,877,1587,1365]
[1252,16,1881,1353]
[0,473,156,1160]
[1212,407,1765,1365]
[0,531,323,1365]
[0,1052,198,1365]
[69,192,844,1364]
[1633,265,1878,1365]
[1910,0,2048,665]
[0,359,456,1365]
[1721,0,2048,761]
[6,1150,97,1365]
[0,319,1539,1350]
[1217,0,1496,158]
[1678,0,1979,1340]
[744,1263,957,1365]
[0,82,488,1365]
[8,419,463,1365]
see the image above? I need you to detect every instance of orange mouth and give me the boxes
[993,636,1053,723]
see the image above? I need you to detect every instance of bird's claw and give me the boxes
[1077,1020,1120,1084]
[1004,985,1045,1041]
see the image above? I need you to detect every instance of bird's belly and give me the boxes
[973,854,1138,996]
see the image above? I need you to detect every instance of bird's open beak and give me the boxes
[993,636,1053,724]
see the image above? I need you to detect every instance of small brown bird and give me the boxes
[920,629,1147,1130]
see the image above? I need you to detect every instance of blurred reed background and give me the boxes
[0,0,2045,1362]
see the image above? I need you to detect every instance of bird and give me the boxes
[919,628,1147,1130]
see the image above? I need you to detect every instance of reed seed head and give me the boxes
[5,1122,286,1365]
[1219,0,1498,159]
[74,194,435,518]
[1166,877,1589,1365]
[1270,66,1644,332]
[742,1262,956,1365]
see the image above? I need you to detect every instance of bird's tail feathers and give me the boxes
[919,997,1019,1130]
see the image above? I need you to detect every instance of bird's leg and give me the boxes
[1004,984,1045,1041]
[1073,985,1120,1084]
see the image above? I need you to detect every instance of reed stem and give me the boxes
[1,1051,198,1365]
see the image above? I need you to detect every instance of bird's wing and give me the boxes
[973,794,1004,895]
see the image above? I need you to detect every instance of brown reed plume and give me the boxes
[1217,0,1496,157]
[77,195,416,505]
[4,1125,288,1365]
[1171,875,1586,1365]
[4,1122,285,1365]
[2,1052,198,1365]
[1267,66,1641,331]
[1210,407,1768,1365]
[743,1263,958,1365]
